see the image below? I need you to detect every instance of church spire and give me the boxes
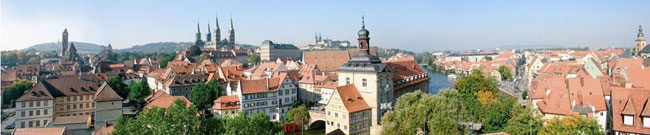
[639,25,644,38]
[197,22,201,34]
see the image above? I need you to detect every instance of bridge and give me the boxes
[305,110,326,130]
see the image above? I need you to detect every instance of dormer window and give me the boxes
[624,115,634,126]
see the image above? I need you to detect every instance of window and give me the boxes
[36,110,40,116]
[92,103,95,108]
[335,112,338,117]
[624,115,634,125]
[86,103,89,108]
[278,91,283,96]
[644,117,650,127]
[362,79,367,87]
[344,125,348,130]
[29,102,33,107]
[67,105,70,110]
[44,120,48,125]
[21,122,25,128]
[67,97,70,102]
[73,104,77,109]
[21,102,25,108]
[36,101,40,107]
[60,106,63,111]
[80,104,83,109]
[29,111,33,116]
[292,89,297,94]
[29,121,33,127]
[44,110,48,115]
[44,101,48,106]
[36,120,40,127]
[60,98,64,102]
[285,90,290,94]
[346,77,350,84]
[21,111,25,117]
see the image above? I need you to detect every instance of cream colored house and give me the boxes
[93,83,124,130]
[325,84,372,135]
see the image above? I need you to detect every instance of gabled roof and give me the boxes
[641,98,650,117]
[16,75,100,102]
[212,95,240,110]
[52,115,90,125]
[332,84,371,113]
[94,82,124,102]
[92,122,115,135]
[144,91,191,109]
[622,97,637,115]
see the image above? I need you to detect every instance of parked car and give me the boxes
[4,123,15,130]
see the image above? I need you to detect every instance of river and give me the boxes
[426,69,455,94]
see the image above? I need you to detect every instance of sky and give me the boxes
[2,0,650,52]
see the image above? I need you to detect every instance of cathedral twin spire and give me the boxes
[195,13,235,46]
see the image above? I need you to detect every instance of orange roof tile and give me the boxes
[334,84,371,113]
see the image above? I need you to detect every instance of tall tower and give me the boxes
[335,15,392,135]
[195,22,204,46]
[357,15,370,54]
[635,25,647,56]
[228,18,235,45]
[206,23,212,42]
[62,29,69,56]
[213,14,221,45]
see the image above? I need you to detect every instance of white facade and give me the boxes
[15,100,54,128]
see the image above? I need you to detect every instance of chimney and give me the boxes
[580,77,584,87]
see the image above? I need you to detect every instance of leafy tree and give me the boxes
[498,65,513,80]
[381,90,466,135]
[106,76,129,99]
[286,105,309,123]
[190,80,222,116]
[249,54,261,66]
[453,72,498,95]
[505,103,543,135]
[1,80,33,108]
[223,111,282,135]
[129,78,151,109]
[113,99,201,135]
[539,115,603,135]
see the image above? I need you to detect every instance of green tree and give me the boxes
[539,115,603,135]
[129,78,151,109]
[453,72,498,95]
[286,105,309,123]
[190,80,222,116]
[484,56,493,61]
[106,76,129,99]
[249,54,261,66]
[113,99,202,135]
[1,80,33,108]
[505,103,543,135]
[498,65,513,80]
[223,111,282,135]
[381,90,466,135]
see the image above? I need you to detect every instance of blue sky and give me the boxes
[2,0,649,52]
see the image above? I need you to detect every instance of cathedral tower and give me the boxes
[62,29,69,56]
[228,18,235,45]
[195,22,205,46]
[206,23,212,42]
[213,14,221,45]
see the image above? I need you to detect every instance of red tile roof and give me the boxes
[611,87,650,134]
[212,95,240,110]
[333,84,371,113]
[144,91,192,109]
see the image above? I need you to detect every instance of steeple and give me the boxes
[206,22,212,42]
[62,28,69,56]
[639,25,645,38]
[107,44,112,52]
[214,13,221,44]
[357,15,370,54]
[228,17,235,45]
[196,22,202,42]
